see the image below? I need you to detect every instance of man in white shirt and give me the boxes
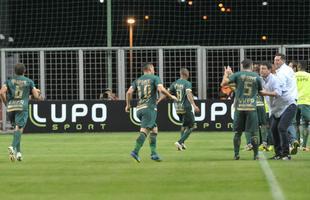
[265,53,298,159]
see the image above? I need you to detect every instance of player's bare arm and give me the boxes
[32,87,44,101]
[220,66,233,87]
[0,85,8,105]
[156,94,167,105]
[125,86,134,112]
[157,85,177,101]
[186,90,200,113]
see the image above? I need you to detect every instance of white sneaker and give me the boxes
[175,142,183,151]
[16,152,23,161]
[8,146,16,162]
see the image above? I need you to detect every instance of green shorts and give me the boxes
[137,107,157,129]
[233,110,258,133]
[177,108,196,128]
[257,106,267,126]
[8,110,29,129]
[299,104,310,122]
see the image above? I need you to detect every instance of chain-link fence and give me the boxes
[1,45,310,130]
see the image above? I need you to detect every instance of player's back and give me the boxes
[229,71,262,111]
[170,79,192,113]
[133,74,161,109]
[295,71,310,105]
[6,75,34,112]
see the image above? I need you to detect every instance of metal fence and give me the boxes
[1,45,310,130]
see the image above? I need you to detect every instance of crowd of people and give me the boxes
[221,53,310,160]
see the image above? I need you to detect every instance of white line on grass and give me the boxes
[258,152,285,200]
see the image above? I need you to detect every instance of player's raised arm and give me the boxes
[125,86,134,112]
[220,66,233,87]
[0,84,8,105]
[31,87,44,101]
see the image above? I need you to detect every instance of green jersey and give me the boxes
[169,79,192,114]
[228,71,262,111]
[132,74,162,110]
[295,71,310,105]
[5,75,35,112]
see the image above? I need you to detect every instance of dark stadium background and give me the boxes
[0,0,309,48]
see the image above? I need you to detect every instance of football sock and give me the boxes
[245,131,251,145]
[16,140,21,153]
[179,128,192,144]
[233,132,242,156]
[180,128,186,139]
[251,135,259,159]
[301,125,309,147]
[260,125,267,144]
[149,132,157,155]
[133,132,147,154]
[12,130,21,151]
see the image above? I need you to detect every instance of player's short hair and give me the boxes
[143,63,154,72]
[14,63,26,75]
[274,53,286,61]
[260,61,272,70]
[241,59,253,69]
[253,62,261,73]
[180,68,189,77]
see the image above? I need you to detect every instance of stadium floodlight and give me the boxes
[99,0,104,3]
[126,17,136,48]
[178,0,186,3]
[127,17,136,81]
[262,1,268,6]
[261,35,268,41]
[0,34,5,40]
[8,36,14,42]
[127,18,136,25]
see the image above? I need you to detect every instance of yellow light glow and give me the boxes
[220,7,226,12]
[203,15,208,20]
[218,3,224,8]
[127,18,136,24]
[144,15,149,20]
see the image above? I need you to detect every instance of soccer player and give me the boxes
[221,59,263,160]
[158,68,200,151]
[244,64,268,152]
[295,62,310,151]
[125,63,177,162]
[0,63,43,161]
[253,64,268,151]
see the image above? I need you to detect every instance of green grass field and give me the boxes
[0,132,309,200]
